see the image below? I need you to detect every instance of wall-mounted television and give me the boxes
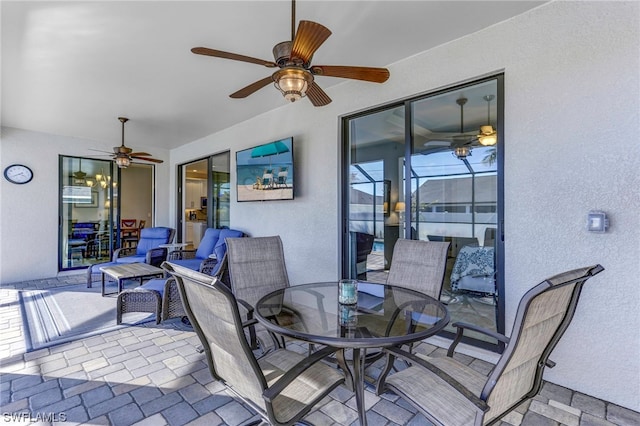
[236,137,294,202]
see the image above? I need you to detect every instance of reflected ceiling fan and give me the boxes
[90,117,163,168]
[191,0,390,106]
[420,97,479,160]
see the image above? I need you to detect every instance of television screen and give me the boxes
[236,137,294,202]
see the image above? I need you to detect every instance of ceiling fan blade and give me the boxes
[230,76,274,98]
[191,47,277,68]
[306,82,332,107]
[311,65,390,83]
[129,152,151,157]
[131,155,163,163]
[290,20,331,65]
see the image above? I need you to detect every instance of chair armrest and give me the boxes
[263,345,342,403]
[236,298,254,319]
[199,257,218,276]
[146,247,168,267]
[112,247,135,261]
[168,249,197,261]
[447,321,509,357]
[242,318,258,329]
[212,253,230,287]
[381,346,489,412]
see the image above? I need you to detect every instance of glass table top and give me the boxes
[255,281,449,348]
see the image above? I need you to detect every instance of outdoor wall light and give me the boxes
[587,210,609,233]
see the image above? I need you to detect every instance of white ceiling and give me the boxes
[1,1,544,152]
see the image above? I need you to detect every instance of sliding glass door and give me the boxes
[342,75,504,350]
[59,156,117,270]
[177,151,230,247]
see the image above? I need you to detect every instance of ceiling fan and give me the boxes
[91,117,163,168]
[418,97,479,159]
[191,0,390,106]
[72,158,87,182]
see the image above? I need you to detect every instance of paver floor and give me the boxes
[1,276,639,426]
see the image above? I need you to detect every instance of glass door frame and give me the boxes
[58,155,119,271]
[340,74,505,352]
[176,150,231,243]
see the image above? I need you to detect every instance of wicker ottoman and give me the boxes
[116,278,185,325]
[117,279,164,324]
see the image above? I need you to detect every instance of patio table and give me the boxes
[255,281,449,426]
[99,262,164,296]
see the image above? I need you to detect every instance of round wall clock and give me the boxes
[4,164,33,184]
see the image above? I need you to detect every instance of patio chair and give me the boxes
[364,239,449,363]
[123,219,145,249]
[354,232,374,280]
[386,239,450,300]
[375,264,604,426]
[116,228,244,325]
[168,228,244,275]
[218,236,291,351]
[450,245,496,295]
[275,166,288,188]
[161,262,344,426]
[86,226,175,288]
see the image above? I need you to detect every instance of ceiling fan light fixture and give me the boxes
[478,95,497,146]
[273,67,313,102]
[115,154,130,168]
[453,146,472,160]
[478,125,497,146]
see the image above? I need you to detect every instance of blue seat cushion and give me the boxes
[140,278,168,295]
[136,227,173,255]
[170,258,204,271]
[116,255,146,264]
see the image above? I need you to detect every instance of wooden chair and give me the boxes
[123,219,145,248]
[121,219,138,248]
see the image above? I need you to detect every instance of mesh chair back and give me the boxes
[225,236,290,307]
[386,239,450,299]
[482,265,604,423]
[162,262,267,411]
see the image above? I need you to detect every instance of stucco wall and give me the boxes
[1,0,638,412]
[0,127,171,281]
[169,1,640,410]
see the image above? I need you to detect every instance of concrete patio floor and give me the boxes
[1,275,639,426]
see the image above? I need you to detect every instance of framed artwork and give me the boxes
[75,191,98,208]
[236,137,294,202]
